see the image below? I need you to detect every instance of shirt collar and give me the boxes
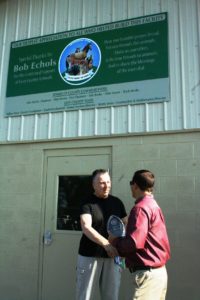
[135,194,153,204]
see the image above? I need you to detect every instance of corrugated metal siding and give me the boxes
[0,0,199,142]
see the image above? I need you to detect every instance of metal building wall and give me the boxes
[0,0,199,142]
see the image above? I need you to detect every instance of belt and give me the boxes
[129,266,154,273]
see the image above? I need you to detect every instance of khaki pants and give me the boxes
[131,265,168,300]
[76,255,121,300]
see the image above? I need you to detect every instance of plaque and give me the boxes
[107,215,126,269]
[107,215,125,237]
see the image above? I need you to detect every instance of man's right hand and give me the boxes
[104,243,119,258]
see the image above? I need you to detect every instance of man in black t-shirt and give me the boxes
[76,169,127,300]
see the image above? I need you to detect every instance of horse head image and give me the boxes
[73,43,92,60]
[65,42,93,75]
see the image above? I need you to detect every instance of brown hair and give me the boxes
[130,170,155,192]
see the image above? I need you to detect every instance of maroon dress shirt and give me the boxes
[113,195,170,268]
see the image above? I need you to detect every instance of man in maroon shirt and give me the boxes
[110,170,170,300]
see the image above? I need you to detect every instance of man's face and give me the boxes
[93,172,111,199]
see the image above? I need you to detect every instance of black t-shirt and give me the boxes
[78,194,127,257]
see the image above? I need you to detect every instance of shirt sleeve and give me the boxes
[128,206,149,249]
[113,206,149,255]
[113,236,136,256]
[80,202,91,215]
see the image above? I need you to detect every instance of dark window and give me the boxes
[57,175,93,231]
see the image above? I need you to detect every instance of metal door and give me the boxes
[41,148,111,300]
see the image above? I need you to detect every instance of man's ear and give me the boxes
[134,183,139,190]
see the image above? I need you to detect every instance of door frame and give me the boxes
[38,146,112,300]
